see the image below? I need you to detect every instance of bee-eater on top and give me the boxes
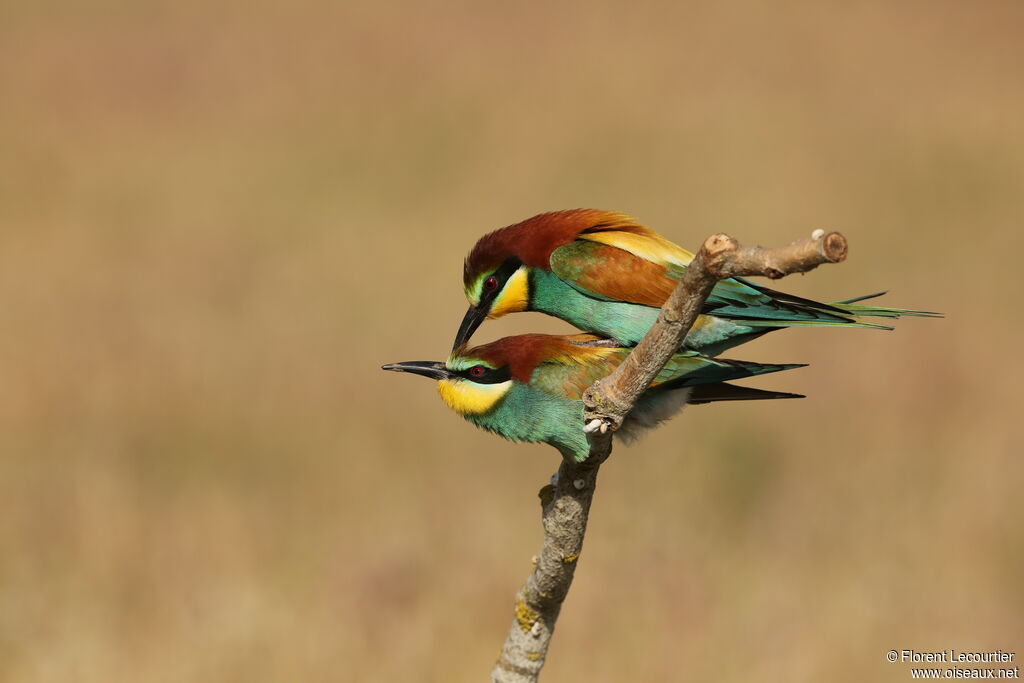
[455,209,937,353]
[383,333,804,462]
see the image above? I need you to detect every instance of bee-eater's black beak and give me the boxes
[381,360,450,380]
[452,305,488,351]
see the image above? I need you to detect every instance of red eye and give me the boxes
[484,276,498,291]
[470,366,485,377]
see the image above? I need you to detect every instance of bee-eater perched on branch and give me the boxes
[455,209,938,353]
[383,334,804,462]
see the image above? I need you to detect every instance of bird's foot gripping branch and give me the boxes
[491,229,848,683]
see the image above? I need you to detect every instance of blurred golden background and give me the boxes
[1,0,1021,680]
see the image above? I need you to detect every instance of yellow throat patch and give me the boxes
[437,378,511,416]
[488,266,529,318]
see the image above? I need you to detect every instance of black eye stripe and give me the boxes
[480,257,522,302]
[453,364,512,384]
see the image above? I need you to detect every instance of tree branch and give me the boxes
[491,229,848,682]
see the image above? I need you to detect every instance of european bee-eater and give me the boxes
[382,333,804,462]
[455,209,937,353]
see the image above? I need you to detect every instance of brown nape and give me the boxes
[461,333,607,384]
[462,209,640,282]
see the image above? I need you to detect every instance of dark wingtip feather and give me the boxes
[831,291,888,304]
[687,383,807,404]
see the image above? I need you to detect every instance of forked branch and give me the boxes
[491,230,848,682]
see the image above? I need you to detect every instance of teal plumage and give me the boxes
[454,209,939,353]
[383,333,804,461]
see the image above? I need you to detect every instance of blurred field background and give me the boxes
[1,0,1022,681]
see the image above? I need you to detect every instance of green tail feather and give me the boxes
[831,292,888,304]
[708,282,940,329]
[738,318,894,330]
[829,291,943,319]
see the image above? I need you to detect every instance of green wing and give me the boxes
[528,343,805,400]
[549,236,887,327]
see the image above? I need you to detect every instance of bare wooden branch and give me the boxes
[491,229,848,682]
[491,454,606,682]
[583,230,848,436]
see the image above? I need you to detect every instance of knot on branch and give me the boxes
[538,484,556,508]
[581,379,629,432]
[701,233,741,278]
[704,232,739,256]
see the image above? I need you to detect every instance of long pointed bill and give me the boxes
[381,360,450,380]
[452,305,488,351]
